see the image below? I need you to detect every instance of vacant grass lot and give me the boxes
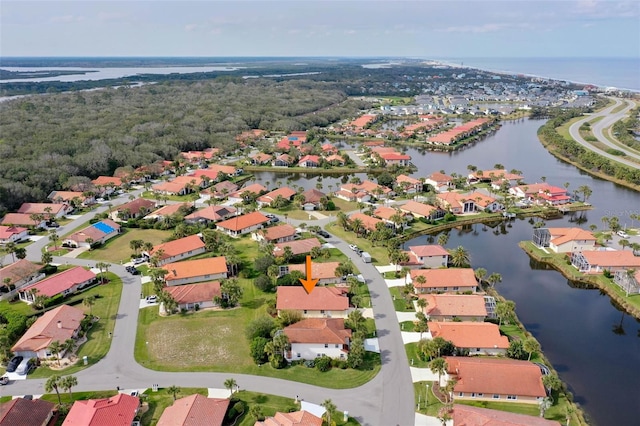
[326,223,389,265]
[78,228,172,263]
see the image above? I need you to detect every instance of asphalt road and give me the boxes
[3,201,416,425]
[568,97,640,169]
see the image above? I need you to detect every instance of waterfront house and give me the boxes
[410,268,479,293]
[325,154,345,166]
[436,192,476,214]
[272,153,294,167]
[157,394,230,426]
[395,174,422,194]
[379,152,411,166]
[62,393,140,426]
[191,165,238,181]
[148,234,206,266]
[276,286,349,318]
[256,187,297,206]
[533,227,597,253]
[406,245,449,268]
[350,114,378,130]
[509,183,571,205]
[425,172,453,192]
[162,282,221,312]
[216,211,270,237]
[19,267,96,303]
[284,318,351,361]
[570,250,640,274]
[452,404,562,426]
[428,321,509,355]
[443,357,546,404]
[298,155,321,168]
[249,152,273,165]
[467,169,523,185]
[613,269,640,295]
[417,294,493,321]
[399,200,446,221]
[12,305,85,360]
[163,257,228,286]
[465,191,503,212]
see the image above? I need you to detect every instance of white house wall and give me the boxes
[287,343,347,361]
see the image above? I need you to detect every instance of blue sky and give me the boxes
[1,1,638,57]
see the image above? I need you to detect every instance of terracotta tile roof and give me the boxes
[191,164,237,178]
[163,257,227,282]
[400,200,439,217]
[62,393,139,426]
[17,203,66,215]
[274,238,322,256]
[115,198,156,215]
[284,318,351,344]
[0,397,55,426]
[444,357,546,398]
[0,225,28,240]
[1,213,43,226]
[260,224,297,242]
[580,250,640,268]
[419,294,488,318]
[287,261,341,280]
[250,153,273,163]
[185,206,237,222]
[349,213,383,232]
[0,259,41,286]
[396,174,421,185]
[427,172,453,183]
[217,212,270,231]
[410,245,449,257]
[371,147,397,154]
[298,155,321,165]
[12,305,85,353]
[452,404,562,426]
[213,180,238,193]
[548,227,596,246]
[152,180,189,194]
[350,114,377,128]
[48,190,86,202]
[164,282,221,305]
[145,203,191,219]
[150,235,205,260]
[324,154,344,163]
[257,187,297,204]
[301,189,326,204]
[91,176,122,186]
[373,206,401,221]
[410,268,478,290]
[379,152,411,161]
[362,140,385,147]
[66,219,121,244]
[22,266,96,297]
[256,410,323,426]
[277,285,348,311]
[437,192,467,209]
[429,321,509,349]
[157,394,229,426]
[466,191,497,208]
[470,169,523,181]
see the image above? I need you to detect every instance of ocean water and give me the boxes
[437,57,640,91]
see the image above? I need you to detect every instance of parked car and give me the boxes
[16,358,34,375]
[126,266,140,275]
[269,217,280,223]
[146,295,157,303]
[349,244,358,251]
[617,230,630,238]
[132,257,147,265]
[6,356,23,373]
[317,230,331,238]
[0,375,8,385]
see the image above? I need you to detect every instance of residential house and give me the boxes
[452,404,562,426]
[163,257,228,286]
[272,154,294,167]
[533,227,597,253]
[216,211,270,237]
[0,260,44,300]
[0,225,29,244]
[255,410,323,426]
[468,169,523,185]
[249,153,273,165]
[63,219,121,249]
[157,394,230,426]
[0,397,56,426]
[285,261,342,285]
[152,176,202,196]
[110,198,156,221]
[443,357,546,404]
[162,282,221,312]
[19,267,96,303]
[298,155,321,168]
[180,148,219,164]
[428,322,509,355]
[284,318,351,361]
[300,188,326,210]
[570,250,640,274]
[426,118,490,146]
[208,180,239,199]
[400,200,446,221]
[465,191,503,212]
[257,187,297,206]
[321,143,338,154]
[252,224,297,243]
[410,268,479,293]
[424,172,453,193]
[62,393,140,426]
[395,174,422,194]
[11,305,85,360]
[418,294,492,322]
[350,114,377,130]
[373,206,407,229]
[436,192,476,214]
[48,190,94,206]
[276,285,349,318]
[148,235,206,266]
[335,188,370,203]
[378,152,411,166]
[17,203,69,219]
[0,213,47,229]
[227,183,267,204]
[324,154,345,166]
[91,176,123,194]
[191,165,238,181]
[348,213,386,234]
[340,181,393,200]
[613,269,640,295]
[406,245,449,268]
[509,183,571,205]
[184,205,237,225]
[273,238,322,257]
[236,129,266,143]
[143,203,192,221]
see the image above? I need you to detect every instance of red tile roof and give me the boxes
[287,261,340,280]
[410,268,478,290]
[410,245,449,257]
[150,235,205,260]
[0,397,55,426]
[157,394,230,426]
[257,187,297,204]
[428,321,509,349]
[256,410,323,426]
[400,200,439,217]
[145,203,191,218]
[191,164,237,178]
[301,188,326,204]
[62,393,139,426]
[274,238,321,256]
[217,211,270,231]
[115,198,156,215]
[259,224,297,242]
[580,250,640,268]
[0,225,28,240]
[379,152,411,161]
[164,282,221,305]
[163,257,228,282]
[277,286,348,311]
[452,404,562,426]
[419,294,487,318]
[22,266,96,297]
[185,205,236,222]
[350,114,377,128]
[284,318,351,344]
[349,213,383,232]
[396,174,421,185]
[91,176,123,187]
[17,203,66,216]
[548,227,596,246]
[0,259,41,286]
[1,213,43,226]
[12,305,85,353]
[444,357,546,398]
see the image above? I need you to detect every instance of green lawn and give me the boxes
[414,381,443,417]
[140,191,199,202]
[261,205,317,221]
[389,287,415,312]
[325,223,389,265]
[455,394,580,424]
[78,228,172,263]
[405,343,430,368]
[29,274,123,378]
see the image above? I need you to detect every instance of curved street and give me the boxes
[568,97,640,169]
[2,195,415,426]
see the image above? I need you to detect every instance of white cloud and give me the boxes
[439,23,507,33]
[184,23,198,32]
[50,15,84,23]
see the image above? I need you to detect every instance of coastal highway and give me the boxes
[568,97,640,170]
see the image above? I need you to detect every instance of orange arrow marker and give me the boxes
[299,255,319,294]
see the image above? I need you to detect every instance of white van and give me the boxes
[16,357,33,375]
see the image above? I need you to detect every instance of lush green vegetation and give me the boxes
[77,228,172,263]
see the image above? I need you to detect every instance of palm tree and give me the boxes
[62,339,76,358]
[96,262,109,284]
[523,337,541,361]
[448,246,470,267]
[167,385,180,401]
[416,298,427,313]
[321,399,337,426]
[41,250,53,265]
[429,357,447,385]
[224,378,237,396]
[48,231,60,251]
[474,268,487,285]
[414,274,426,292]
[250,405,264,421]
[48,340,64,367]
[487,272,502,288]
[45,375,62,405]
[60,375,78,402]
[437,233,449,247]
[83,295,96,316]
